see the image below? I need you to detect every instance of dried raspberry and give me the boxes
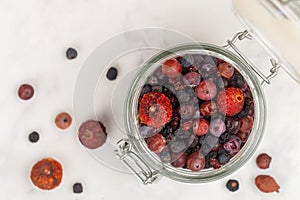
[217,87,245,116]
[255,175,280,193]
[30,158,63,190]
[138,92,172,128]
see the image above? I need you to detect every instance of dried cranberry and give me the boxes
[183,72,201,87]
[147,133,166,153]
[55,112,72,130]
[256,153,272,169]
[187,152,205,172]
[195,80,217,100]
[18,84,34,100]
[239,115,254,132]
[193,118,209,136]
[171,153,187,168]
[218,63,234,79]
[162,58,182,77]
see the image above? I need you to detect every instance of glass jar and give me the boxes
[123,43,266,183]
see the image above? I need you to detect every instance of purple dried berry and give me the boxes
[209,119,226,137]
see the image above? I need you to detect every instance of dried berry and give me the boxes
[239,115,254,133]
[18,84,34,100]
[73,182,83,194]
[183,72,201,87]
[187,152,205,172]
[162,58,182,77]
[218,63,234,79]
[29,131,40,143]
[226,179,239,192]
[255,175,280,193]
[195,80,217,100]
[193,118,209,136]
[209,119,226,137]
[106,67,118,81]
[55,112,72,130]
[30,158,63,190]
[256,153,272,169]
[217,87,245,116]
[78,120,107,149]
[171,153,187,168]
[139,92,172,128]
[147,133,166,153]
[66,47,77,60]
[200,101,217,116]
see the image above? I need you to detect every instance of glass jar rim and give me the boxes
[125,43,266,183]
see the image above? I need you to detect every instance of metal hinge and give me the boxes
[115,139,161,184]
[223,30,280,86]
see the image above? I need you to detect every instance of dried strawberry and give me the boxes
[30,158,63,190]
[255,175,280,193]
[138,92,172,128]
[217,87,245,116]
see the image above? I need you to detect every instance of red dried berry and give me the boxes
[217,87,245,116]
[209,158,221,169]
[138,92,172,128]
[200,101,217,116]
[171,153,187,168]
[239,115,254,132]
[218,63,234,79]
[256,153,272,169]
[193,118,209,136]
[161,59,182,77]
[255,175,280,193]
[195,80,217,100]
[55,112,72,129]
[78,120,107,149]
[187,152,205,172]
[18,84,34,100]
[30,158,63,190]
[147,133,166,153]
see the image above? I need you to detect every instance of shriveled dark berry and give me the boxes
[106,67,118,81]
[256,153,272,169]
[18,84,34,100]
[140,84,152,96]
[177,55,194,68]
[66,48,77,60]
[226,179,239,192]
[73,182,83,193]
[225,118,241,135]
[218,151,231,165]
[29,131,40,143]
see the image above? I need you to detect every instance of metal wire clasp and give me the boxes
[224,30,280,86]
[115,139,161,184]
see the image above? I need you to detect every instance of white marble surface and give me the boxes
[1,0,300,200]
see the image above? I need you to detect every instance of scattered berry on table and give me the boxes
[66,47,77,60]
[30,158,63,190]
[255,175,280,193]
[28,131,40,143]
[18,84,34,100]
[226,179,239,192]
[106,67,118,81]
[55,112,72,130]
[78,120,107,149]
[73,182,83,194]
[256,153,272,169]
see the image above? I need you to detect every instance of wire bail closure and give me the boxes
[224,30,280,86]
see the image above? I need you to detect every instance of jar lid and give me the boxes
[232,0,300,83]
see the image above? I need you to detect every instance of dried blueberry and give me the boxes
[200,143,211,156]
[176,90,191,102]
[223,136,242,156]
[209,119,226,137]
[177,55,194,68]
[29,131,39,143]
[73,182,83,193]
[218,151,231,165]
[225,118,241,135]
[226,179,239,192]
[66,48,77,60]
[106,67,118,81]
